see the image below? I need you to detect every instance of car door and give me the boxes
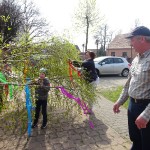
[113,58,125,74]
[98,58,114,74]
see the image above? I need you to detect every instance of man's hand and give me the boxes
[135,115,148,129]
[113,102,121,113]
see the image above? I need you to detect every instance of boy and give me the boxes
[32,68,50,129]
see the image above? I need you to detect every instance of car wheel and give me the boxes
[121,69,129,77]
[96,69,100,77]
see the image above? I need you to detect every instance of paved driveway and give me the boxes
[97,75,128,89]
[95,75,130,140]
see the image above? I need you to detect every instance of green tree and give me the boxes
[74,0,102,51]
[94,24,113,56]
[0,0,22,44]
[98,45,106,56]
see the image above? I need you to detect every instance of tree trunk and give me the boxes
[85,16,89,52]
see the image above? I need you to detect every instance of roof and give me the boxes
[108,34,131,49]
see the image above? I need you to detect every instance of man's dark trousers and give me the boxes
[128,97,150,150]
[33,100,47,126]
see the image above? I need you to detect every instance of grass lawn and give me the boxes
[98,86,129,109]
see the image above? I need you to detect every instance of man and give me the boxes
[113,26,150,150]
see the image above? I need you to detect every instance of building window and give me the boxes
[122,52,127,57]
[111,52,115,56]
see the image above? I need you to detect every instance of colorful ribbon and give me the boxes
[0,72,13,99]
[23,60,29,83]
[57,86,94,128]
[68,60,81,81]
[25,78,33,137]
[25,79,94,138]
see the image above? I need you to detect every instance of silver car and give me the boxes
[94,56,131,77]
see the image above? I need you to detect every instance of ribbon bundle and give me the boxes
[68,60,81,81]
[25,79,33,137]
[68,60,94,128]
[0,72,13,99]
[57,86,94,128]
[23,60,29,83]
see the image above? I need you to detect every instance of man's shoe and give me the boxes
[41,124,47,129]
[32,124,37,128]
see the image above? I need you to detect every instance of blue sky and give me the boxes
[33,0,150,50]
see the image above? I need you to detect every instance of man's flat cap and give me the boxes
[126,26,150,38]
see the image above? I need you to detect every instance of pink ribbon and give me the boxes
[57,86,94,128]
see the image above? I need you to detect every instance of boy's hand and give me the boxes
[39,83,43,87]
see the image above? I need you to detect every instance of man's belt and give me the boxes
[130,97,150,103]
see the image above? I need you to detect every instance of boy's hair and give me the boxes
[39,68,47,75]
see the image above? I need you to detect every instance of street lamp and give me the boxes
[82,44,85,52]
[95,39,99,57]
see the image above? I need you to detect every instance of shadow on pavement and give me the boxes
[23,112,111,150]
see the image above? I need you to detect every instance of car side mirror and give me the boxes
[101,62,105,65]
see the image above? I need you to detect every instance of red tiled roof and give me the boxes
[108,34,131,49]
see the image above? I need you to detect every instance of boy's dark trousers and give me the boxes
[33,99,47,126]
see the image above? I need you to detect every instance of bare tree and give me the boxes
[94,24,113,56]
[0,0,51,45]
[19,0,51,42]
[134,18,141,28]
[129,18,142,32]
[74,0,102,51]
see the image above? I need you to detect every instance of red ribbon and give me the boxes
[4,84,9,98]
[68,60,81,81]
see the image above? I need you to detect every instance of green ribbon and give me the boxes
[0,72,13,99]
